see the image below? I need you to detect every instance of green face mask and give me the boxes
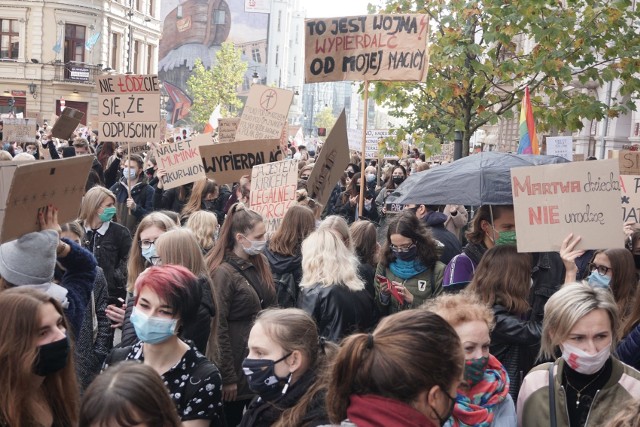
[495,230,517,246]
[99,206,117,223]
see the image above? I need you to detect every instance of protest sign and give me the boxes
[51,108,84,140]
[191,133,214,147]
[307,110,349,206]
[511,159,624,252]
[97,74,161,143]
[546,136,573,161]
[305,14,430,83]
[620,175,640,224]
[121,142,149,156]
[2,118,37,143]
[234,85,294,141]
[219,118,240,143]
[250,159,298,233]
[574,154,585,162]
[156,139,206,190]
[0,156,93,243]
[200,139,281,184]
[618,150,640,176]
[346,128,398,158]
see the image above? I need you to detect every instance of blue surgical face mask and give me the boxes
[588,271,611,288]
[123,167,138,180]
[130,306,178,344]
[141,244,157,263]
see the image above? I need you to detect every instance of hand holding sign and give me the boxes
[559,233,584,283]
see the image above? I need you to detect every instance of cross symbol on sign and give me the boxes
[260,89,278,111]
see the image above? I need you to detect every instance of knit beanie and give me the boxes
[0,230,58,285]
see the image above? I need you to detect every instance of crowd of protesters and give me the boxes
[3,128,640,427]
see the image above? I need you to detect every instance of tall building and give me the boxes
[0,0,161,123]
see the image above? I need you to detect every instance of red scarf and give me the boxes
[450,354,509,427]
[347,394,439,427]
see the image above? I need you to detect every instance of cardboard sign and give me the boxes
[511,159,624,252]
[97,74,161,143]
[122,142,149,156]
[191,133,214,147]
[234,85,294,141]
[218,118,240,143]
[250,159,298,233]
[306,110,349,206]
[546,136,573,161]
[574,154,585,162]
[0,156,93,243]
[200,139,282,184]
[50,108,84,140]
[619,150,640,176]
[620,175,640,224]
[305,14,430,83]
[156,139,206,190]
[2,118,37,143]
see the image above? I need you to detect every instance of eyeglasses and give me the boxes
[139,239,156,250]
[589,263,612,276]
[390,243,416,253]
[150,256,162,266]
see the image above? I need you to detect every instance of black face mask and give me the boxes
[634,254,640,270]
[392,245,418,261]
[242,353,292,400]
[145,166,155,176]
[392,176,405,185]
[203,200,216,211]
[34,336,69,377]
[347,171,355,179]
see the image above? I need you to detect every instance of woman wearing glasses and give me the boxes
[374,211,444,315]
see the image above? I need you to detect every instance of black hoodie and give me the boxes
[264,247,304,308]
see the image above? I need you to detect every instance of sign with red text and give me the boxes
[511,159,624,252]
[97,74,161,143]
[156,139,206,190]
[305,14,430,83]
[250,159,298,233]
[620,175,640,224]
[235,85,294,141]
[200,139,282,184]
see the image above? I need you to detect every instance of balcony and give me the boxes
[53,61,101,85]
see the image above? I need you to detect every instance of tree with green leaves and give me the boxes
[186,41,247,127]
[370,0,640,156]
[314,107,337,137]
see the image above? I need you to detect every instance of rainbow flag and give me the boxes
[517,87,539,154]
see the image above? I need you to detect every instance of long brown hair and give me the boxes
[466,205,513,245]
[0,288,79,427]
[350,220,379,267]
[206,203,274,290]
[381,211,439,269]
[595,248,638,323]
[180,178,218,220]
[268,205,316,257]
[466,245,532,315]
[325,309,463,423]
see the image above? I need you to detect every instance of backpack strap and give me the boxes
[181,357,220,408]
[549,363,557,427]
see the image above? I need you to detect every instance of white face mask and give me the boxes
[241,235,267,256]
[561,341,611,374]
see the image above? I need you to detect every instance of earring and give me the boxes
[281,372,293,395]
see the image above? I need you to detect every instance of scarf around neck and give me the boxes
[390,258,428,280]
[347,394,438,427]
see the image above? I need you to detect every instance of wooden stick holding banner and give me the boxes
[127,141,131,214]
[359,82,370,217]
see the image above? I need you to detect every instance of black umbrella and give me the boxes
[387,152,570,206]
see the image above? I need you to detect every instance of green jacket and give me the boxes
[517,357,640,427]
[374,261,444,314]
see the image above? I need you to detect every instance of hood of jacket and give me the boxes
[264,246,302,275]
[424,211,447,227]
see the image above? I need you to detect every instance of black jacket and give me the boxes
[530,252,565,321]
[84,221,132,301]
[333,191,380,224]
[423,211,463,265]
[490,304,542,401]
[120,276,216,354]
[110,178,155,234]
[153,183,193,213]
[264,247,303,308]
[297,282,377,342]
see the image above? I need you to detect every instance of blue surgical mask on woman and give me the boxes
[587,271,611,288]
[141,243,157,263]
[130,306,178,344]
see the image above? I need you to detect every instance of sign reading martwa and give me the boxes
[250,159,298,233]
[97,74,160,143]
[511,159,624,252]
[200,139,282,184]
[156,139,206,190]
[305,14,429,83]
[235,85,294,141]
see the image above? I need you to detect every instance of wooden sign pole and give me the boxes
[358,81,369,218]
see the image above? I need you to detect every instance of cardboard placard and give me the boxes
[200,139,282,184]
[218,118,240,143]
[122,142,149,156]
[2,118,37,143]
[306,110,350,206]
[250,159,298,233]
[50,108,84,140]
[0,156,93,243]
[191,133,214,147]
[573,154,585,162]
[305,14,430,83]
[620,175,640,224]
[97,74,161,143]
[619,150,640,176]
[546,136,573,161]
[156,139,206,190]
[511,159,624,252]
[234,85,294,141]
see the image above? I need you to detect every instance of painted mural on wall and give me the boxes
[159,0,269,124]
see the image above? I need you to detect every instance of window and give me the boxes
[147,0,155,16]
[134,0,141,12]
[293,56,296,75]
[64,24,86,63]
[146,44,154,74]
[275,46,279,66]
[213,9,225,24]
[277,10,282,31]
[133,40,140,73]
[110,33,119,70]
[0,19,19,59]
[251,47,261,63]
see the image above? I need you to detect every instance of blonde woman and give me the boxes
[518,282,640,427]
[185,210,219,255]
[317,215,352,249]
[297,228,377,342]
[78,186,132,303]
